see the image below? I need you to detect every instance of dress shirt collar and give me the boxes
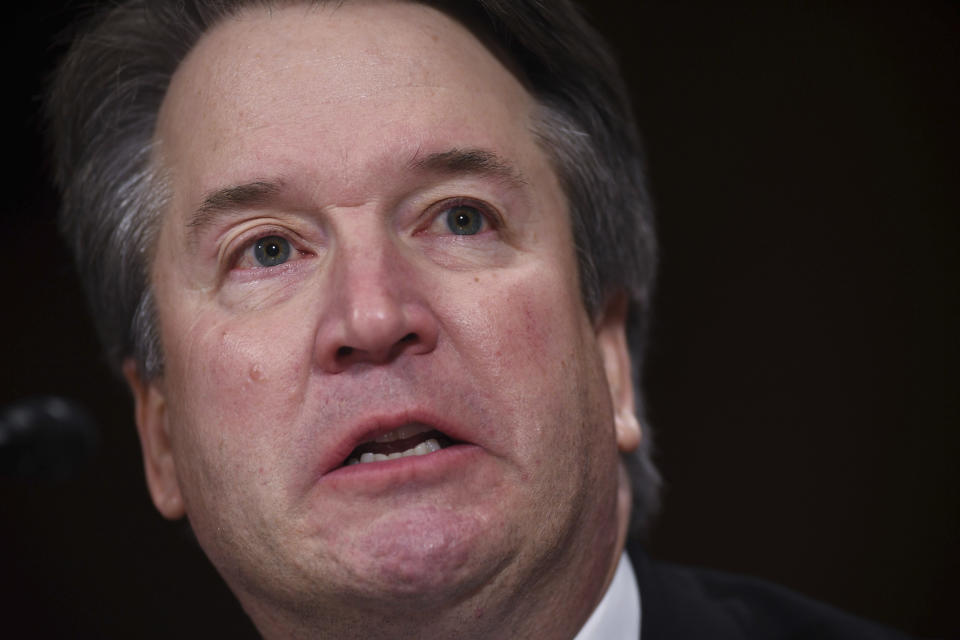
[573,552,642,640]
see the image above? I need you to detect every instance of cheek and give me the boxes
[455,266,583,355]
[453,267,604,448]
[458,271,619,532]
[161,303,318,487]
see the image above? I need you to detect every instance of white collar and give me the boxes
[573,552,641,640]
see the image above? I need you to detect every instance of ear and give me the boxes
[595,294,642,454]
[123,359,185,519]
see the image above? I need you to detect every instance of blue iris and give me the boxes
[445,205,483,235]
[254,236,291,267]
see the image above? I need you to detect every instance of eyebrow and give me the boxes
[187,180,284,240]
[409,148,527,189]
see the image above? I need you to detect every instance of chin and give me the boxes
[330,505,508,604]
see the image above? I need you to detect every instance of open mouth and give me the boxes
[341,423,457,467]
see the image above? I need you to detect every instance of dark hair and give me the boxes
[46,0,660,533]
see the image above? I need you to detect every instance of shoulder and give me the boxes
[628,544,918,640]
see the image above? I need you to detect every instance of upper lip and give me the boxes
[317,407,472,476]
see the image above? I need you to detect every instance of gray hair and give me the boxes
[46,0,660,534]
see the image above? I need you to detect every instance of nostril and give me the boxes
[331,333,424,367]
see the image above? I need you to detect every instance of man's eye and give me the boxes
[253,235,292,267]
[445,205,485,235]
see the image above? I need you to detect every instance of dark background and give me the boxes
[2,1,956,637]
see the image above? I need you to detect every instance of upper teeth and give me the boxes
[346,438,442,465]
[373,424,432,443]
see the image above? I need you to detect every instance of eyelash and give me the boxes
[226,225,307,271]
[422,197,503,235]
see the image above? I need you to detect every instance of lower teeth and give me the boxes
[346,437,443,466]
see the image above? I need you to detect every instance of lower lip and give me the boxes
[319,443,483,493]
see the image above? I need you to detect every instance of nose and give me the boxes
[314,238,439,373]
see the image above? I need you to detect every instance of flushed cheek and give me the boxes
[449,273,600,486]
[468,271,590,396]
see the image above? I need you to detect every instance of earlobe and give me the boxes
[614,407,642,454]
[122,359,185,519]
[596,295,642,454]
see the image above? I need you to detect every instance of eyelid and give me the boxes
[421,196,504,234]
[222,223,311,272]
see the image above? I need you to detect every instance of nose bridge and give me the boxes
[340,229,406,331]
[315,213,437,372]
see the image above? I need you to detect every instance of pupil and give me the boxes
[265,242,280,257]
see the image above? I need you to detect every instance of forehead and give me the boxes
[155,1,543,206]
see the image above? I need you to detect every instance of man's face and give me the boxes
[132,0,637,628]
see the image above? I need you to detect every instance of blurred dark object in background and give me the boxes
[0,396,99,481]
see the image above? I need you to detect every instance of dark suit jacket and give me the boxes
[628,543,918,639]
